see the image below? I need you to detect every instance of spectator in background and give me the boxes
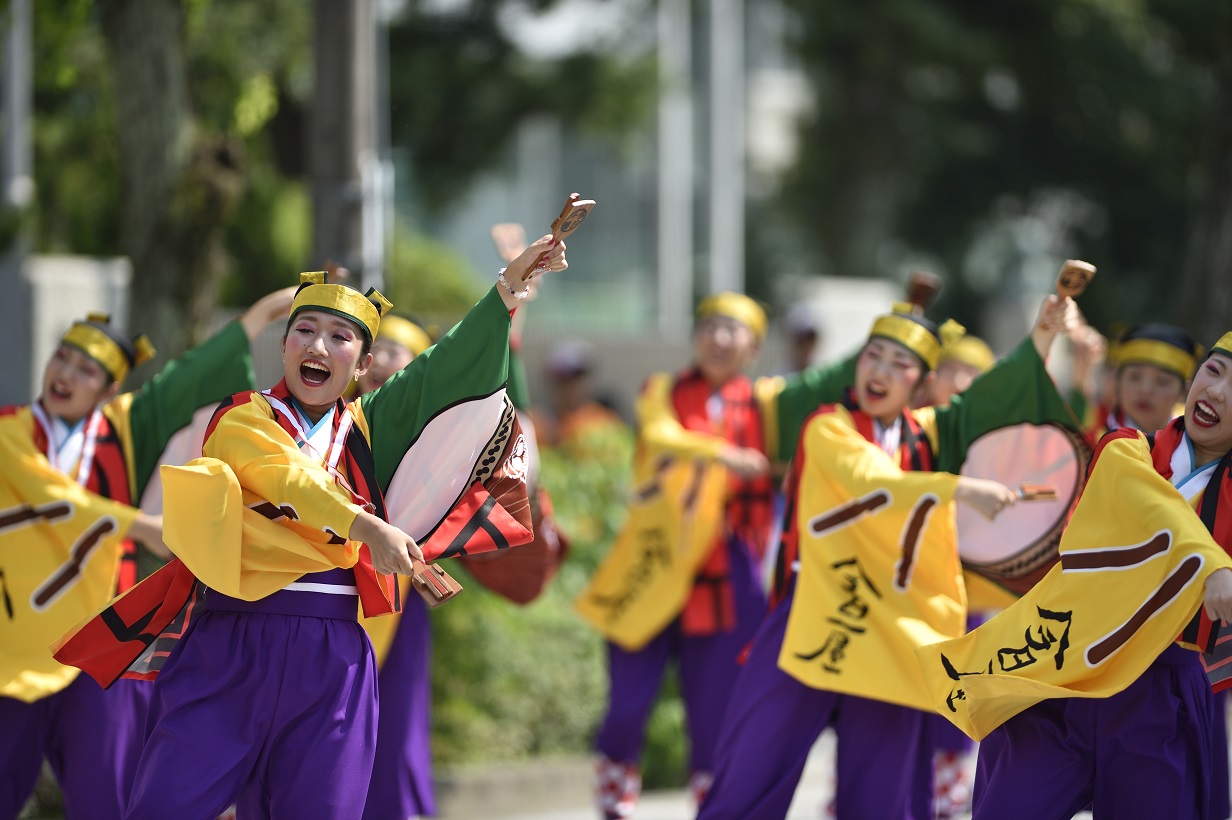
[533,339,627,456]
[783,303,823,375]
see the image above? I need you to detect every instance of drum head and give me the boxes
[957,423,1087,587]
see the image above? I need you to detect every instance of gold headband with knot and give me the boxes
[61,313,156,383]
[290,271,392,342]
[696,292,767,341]
[377,315,433,357]
[939,335,996,374]
[1117,339,1200,381]
[868,306,964,371]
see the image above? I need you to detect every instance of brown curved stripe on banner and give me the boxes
[896,496,938,590]
[33,519,117,607]
[1062,531,1171,571]
[809,490,890,536]
[680,463,706,513]
[1085,554,1202,665]
[0,501,73,532]
[634,455,675,503]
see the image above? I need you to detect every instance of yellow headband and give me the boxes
[290,271,392,342]
[1117,339,1198,381]
[696,292,767,341]
[1210,332,1232,360]
[60,313,156,383]
[868,306,964,371]
[939,335,995,373]
[377,315,433,357]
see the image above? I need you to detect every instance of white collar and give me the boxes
[30,402,103,485]
[1171,431,1219,502]
[873,417,902,458]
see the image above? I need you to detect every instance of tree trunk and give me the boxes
[98,0,246,381]
[1177,20,1232,345]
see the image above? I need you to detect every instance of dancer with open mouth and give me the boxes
[697,291,1081,819]
[55,235,568,819]
[0,288,296,818]
[945,332,1232,820]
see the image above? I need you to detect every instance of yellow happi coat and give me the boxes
[575,372,753,650]
[773,338,1081,710]
[0,323,255,702]
[917,431,1232,740]
[0,407,141,701]
[777,403,964,710]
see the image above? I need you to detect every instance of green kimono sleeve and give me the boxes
[770,348,859,463]
[507,344,532,411]
[360,287,512,487]
[932,338,1082,473]
[1067,386,1088,427]
[124,321,256,500]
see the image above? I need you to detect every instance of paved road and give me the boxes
[442,729,1105,820]
[494,737,835,820]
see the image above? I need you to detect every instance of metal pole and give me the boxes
[1,0,33,405]
[708,0,744,296]
[311,0,377,284]
[3,0,31,211]
[657,0,693,339]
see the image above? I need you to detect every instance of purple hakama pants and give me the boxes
[363,594,435,819]
[1212,689,1230,820]
[698,582,929,820]
[973,643,1214,820]
[0,674,152,819]
[595,536,766,776]
[125,589,379,820]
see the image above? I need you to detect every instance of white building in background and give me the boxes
[393,0,886,406]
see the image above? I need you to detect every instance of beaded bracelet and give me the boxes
[497,267,531,300]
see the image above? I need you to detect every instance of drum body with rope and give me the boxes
[956,423,1090,596]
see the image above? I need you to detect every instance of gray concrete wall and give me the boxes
[0,254,131,406]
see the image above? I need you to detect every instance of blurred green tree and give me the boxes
[1176,14,1232,343]
[27,0,654,360]
[765,0,1232,334]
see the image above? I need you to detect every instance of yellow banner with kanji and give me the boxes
[916,433,1232,740]
[777,407,964,710]
[577,455,727,651]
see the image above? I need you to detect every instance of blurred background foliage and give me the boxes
[759,0,1232,336]
[26,0,655,326]
[431,423,644,765]
[24,0,1232,348]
